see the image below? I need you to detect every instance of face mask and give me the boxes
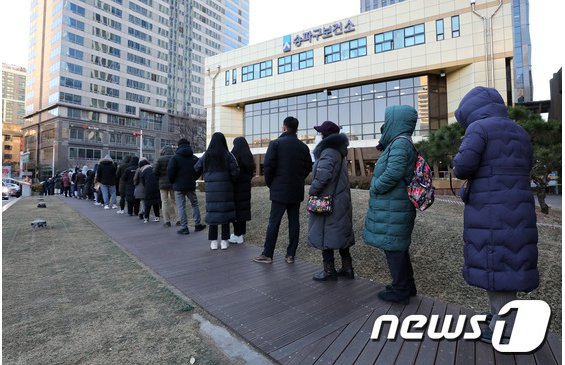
[314,134,323,144]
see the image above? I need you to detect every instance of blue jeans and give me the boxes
[100,184,117,206]
[174,190,201,229]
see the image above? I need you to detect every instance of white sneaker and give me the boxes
[153,217,160,222]
[94,202,102,206]
[104,205,110,210]
[111,204,118,209]
[220,240,229,250]
[210,240,218,250]
[229,235,244,244]
[116,210,123,214]
[143,218,149,223]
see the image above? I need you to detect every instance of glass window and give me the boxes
[452,15,460,38]
[436,19,444,41]
[324,37,367,64]
[375,23,425,53]
[225,70,230,86]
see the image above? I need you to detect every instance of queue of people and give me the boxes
[54,87,538,345]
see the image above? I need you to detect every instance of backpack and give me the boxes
[393,136,435,211]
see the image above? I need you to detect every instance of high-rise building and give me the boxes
[2,63,27,166]
[23,0,249,179]
[361,0,533,103]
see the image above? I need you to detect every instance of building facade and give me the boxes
[205,0,524,176]
[2,64,27,166]
[23,0,249,180]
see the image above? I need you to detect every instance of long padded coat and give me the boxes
[307,133,355,250]
[363,105,417,252]
[153,146,174,190]
[194,152,239,225]
[231,144,256,222]
[452,86,539,292]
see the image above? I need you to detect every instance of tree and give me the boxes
[509,106,562,214]
[171,116,206,153]
[416,123,464,177]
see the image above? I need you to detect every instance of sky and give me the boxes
[0,0,562,100]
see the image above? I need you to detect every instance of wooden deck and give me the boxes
[64,198,561,365]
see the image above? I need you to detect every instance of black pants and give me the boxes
[322,247,351,264]
[209,223,230,241]
[127,199,140,216]
[119,190,126,210]
[384,249,415,296]
[233,220,247,236]
[262,201,300,258]
[144,203,160,219]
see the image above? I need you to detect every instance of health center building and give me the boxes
[204,0,530,176]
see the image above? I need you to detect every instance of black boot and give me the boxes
[337,256,355,279]
[385,283,417,297]
[313,261,338,281]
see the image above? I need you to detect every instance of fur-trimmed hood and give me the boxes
[313,133,349,159]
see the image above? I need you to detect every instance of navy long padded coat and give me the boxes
[453,87,539,292]
[363,105,418,252]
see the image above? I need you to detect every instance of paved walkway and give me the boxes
[63,197,561,365]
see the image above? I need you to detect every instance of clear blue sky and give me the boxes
[1,0,561,100]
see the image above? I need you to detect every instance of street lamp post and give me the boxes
[470,0,503,88]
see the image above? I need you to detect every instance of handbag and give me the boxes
[307,157,344,215]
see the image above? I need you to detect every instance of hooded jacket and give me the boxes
[452,86,538,292]
[231,141,256,222]
[363,105,418,251]
[95,155,117,186]
[121,156,140,201]
[154,146,175,190]
[116,156,131,193]
[307,133,355,250]
[167,144,199,191]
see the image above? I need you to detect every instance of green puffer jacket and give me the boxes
[363,105,418,251]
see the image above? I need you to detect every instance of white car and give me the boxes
[2,182,9,200]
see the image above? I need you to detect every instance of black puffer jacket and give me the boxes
[140,164,161,206]
[194,152,239,225]
[232,145,256,222]
[96,156,117,186]
[264,131,312,204]
[154,146,174,190]
[121,156,140,201]
[116,156,131,193]
[167,144,199,192]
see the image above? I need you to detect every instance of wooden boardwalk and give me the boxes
[64,198,561,365]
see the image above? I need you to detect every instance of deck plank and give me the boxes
[62,197,561,365]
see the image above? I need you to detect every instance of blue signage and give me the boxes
[285,19,355,51]
[283,35,292,52]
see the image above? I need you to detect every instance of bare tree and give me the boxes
[172,116,206,153]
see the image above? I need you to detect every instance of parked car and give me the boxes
[5,182,21,196]
[2,182,9,200]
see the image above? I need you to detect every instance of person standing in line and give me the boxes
[452,87,539,343]
[96,154,118,209]
[363,105,419,305]
[154,146,178,227]
[115,155,131,214]
[122,156,140,216]
[167,138,206,235]
[74,168,86,199]
[194,132,239,250]
[253,116,312,264]
[228,137,256,244]
[139,157,161,223]
[61,171,71,197]
[307,121,355,281]
[133,159,146,220]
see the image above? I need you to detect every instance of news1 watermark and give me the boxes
[371,300,551,353]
